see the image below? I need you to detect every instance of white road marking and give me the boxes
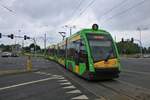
[0,77,58,91]
[34,71,51,76]
[53,75,62,77]
[45,73,51,75]
[71,95,88,100]
[66,89,81,94]
[34,71,42,74]
[35,72,64,79]
[63,85,76,89]
[58,79,68,82]
[60,82,71,85]
[57,77,65,79]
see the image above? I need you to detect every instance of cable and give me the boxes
[0,4,16,15]
[79,0,95,16]
[71,0,97,24]
[69,0,85,24]
[99,0,128,20]
[71,0,85,17]
[102,0,147,25]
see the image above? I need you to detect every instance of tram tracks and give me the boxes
[123,70,150,76]
[64,71,150,100]
[53,62,150,100]
[98,79,150,100]
[56,66,137,100]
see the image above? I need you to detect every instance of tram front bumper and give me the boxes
[88,68,120,80]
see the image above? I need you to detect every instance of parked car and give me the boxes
[143,54,150,58]
[1,52,11,57]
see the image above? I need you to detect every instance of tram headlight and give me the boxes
[92,24,99,30]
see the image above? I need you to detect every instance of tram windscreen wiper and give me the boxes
[104,49,113,62]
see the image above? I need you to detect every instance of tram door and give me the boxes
[76,40,88,70]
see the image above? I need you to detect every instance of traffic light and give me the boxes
[8,34,14,39]
[0,33,1,38]
[24,35,30,40]
[24,35,27,40]
[131,38,134,43]
[10,34,14,39]
[121,38,124,42]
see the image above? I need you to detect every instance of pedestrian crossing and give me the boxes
[57,75,89,100]
[66,90,81,94]
[34,71,102,100]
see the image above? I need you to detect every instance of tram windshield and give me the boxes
[87,34,116,62]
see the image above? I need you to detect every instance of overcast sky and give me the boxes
[0,0,150,48]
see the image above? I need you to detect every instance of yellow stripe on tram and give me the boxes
[94,58,118,69]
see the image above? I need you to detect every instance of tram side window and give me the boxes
[57,46,60,56]
[67,39,88,64]
[58,45,65,58]
[67,42,76,60]
[62,45,65,57]
[78,40,88,63]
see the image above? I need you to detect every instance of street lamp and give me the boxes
[137,27,148,56]
[59,32,66,40]
[64,25,76,36]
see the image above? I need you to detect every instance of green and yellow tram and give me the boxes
[47,24,120,80]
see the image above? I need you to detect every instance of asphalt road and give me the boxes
[0,56,150,100]
[119,57,150,90]
[121,57,150,73]
[0,56,55,70]
[0,57,97,100]
[0,56,26,70]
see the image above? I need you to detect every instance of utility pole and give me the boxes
[64,25,76,36]
[33,38,36,56]
[33,32,37,56]
[69,28,72,36]
[44,33,46,55]
[22,40,24,53]
[134,39,142,56]
[137,27,142,46]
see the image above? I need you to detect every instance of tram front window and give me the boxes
[87,34,116,62]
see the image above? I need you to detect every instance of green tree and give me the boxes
[29,43,41,51]
[0,44,11,52]
[116,41,140,54]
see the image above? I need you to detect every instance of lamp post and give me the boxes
[44,33,47,55]
[59,32,66,40]
[137,27,148,56]
[38,25,49,55]
[64,25,76,36]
